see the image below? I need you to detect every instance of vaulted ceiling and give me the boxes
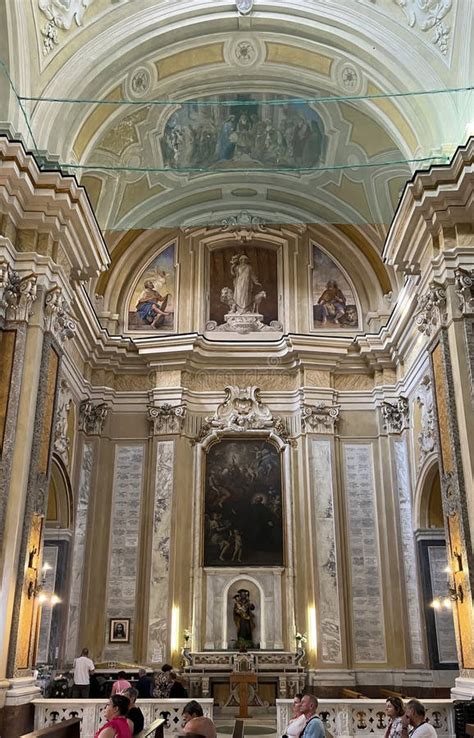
[2,0,473,238]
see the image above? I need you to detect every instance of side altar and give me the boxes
[182,651,306,707]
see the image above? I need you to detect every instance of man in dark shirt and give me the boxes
[136,668,152,699]
[124,687,144,736]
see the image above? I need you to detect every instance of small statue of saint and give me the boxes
[233,588,255,645]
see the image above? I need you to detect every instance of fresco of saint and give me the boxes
[128,244,176,332]
[312,245,359,329]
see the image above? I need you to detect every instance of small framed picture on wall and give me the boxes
[109,618,130,643]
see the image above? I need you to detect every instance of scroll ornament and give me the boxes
[197,385,291,444]
[148,403,187,434]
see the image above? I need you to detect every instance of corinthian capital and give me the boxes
[0,258,38,322]
[414,282,447,336]
[381,397,409,434]
[79,399,108,435]
[301,402,340,433]
[44,285,77,342]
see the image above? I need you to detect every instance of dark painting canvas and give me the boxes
[209,245,278,326]
[204,439,283,567]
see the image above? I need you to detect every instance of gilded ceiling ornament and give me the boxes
[236,0,254,14]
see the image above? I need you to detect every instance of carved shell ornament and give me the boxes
[236,0,254,14]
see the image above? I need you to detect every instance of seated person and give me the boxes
[111,671,132,695]
[94,695,132,738]
[135,280,171,328]
[182,701,217,738]
[123,687,144,736]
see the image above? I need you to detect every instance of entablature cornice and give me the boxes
[0,136,110,279]
[383,137,474,274]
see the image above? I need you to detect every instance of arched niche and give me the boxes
[225,577,263,649]
[37,456,73,666]
[414,459,458,669]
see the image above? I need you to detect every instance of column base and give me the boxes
[451,676,474,699]
[2,677,41,738]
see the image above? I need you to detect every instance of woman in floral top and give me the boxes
[385,697,405,738]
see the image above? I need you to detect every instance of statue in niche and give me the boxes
[233,589,255,647]
[227,254,263,314]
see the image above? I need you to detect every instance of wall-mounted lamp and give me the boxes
[27,561,59,605]
[430,556,464,609]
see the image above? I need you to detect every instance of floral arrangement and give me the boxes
[183,628,192,642]
[295,631,307,643]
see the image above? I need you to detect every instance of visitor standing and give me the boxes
[73,647,95,698]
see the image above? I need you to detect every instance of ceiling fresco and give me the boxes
[1,0,472,233]
[160,95,326,170]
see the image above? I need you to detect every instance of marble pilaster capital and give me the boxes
[78,399,108,435]
[0,257,38,323]
[148,402,187,434]
[381,396,409,434]
[300,402,340,433]
[44,285,77,342]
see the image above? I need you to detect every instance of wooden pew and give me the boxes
[341,688,367,700]
[138,717,166,738]
[465,725,474,737]
[20,718,80,738]
[379,689,407,700]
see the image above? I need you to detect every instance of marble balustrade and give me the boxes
[276,699,455,738]
[33,698,214,738]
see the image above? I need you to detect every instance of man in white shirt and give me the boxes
[72,647,95,698]
[401,699,437,738]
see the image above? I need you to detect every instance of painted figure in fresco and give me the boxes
[317,280,346,324]
[230,254,262,313]
[233,589,255,643]
[135,280,171,328]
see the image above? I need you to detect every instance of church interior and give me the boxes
[0,0,474,737]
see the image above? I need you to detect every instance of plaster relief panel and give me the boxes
[309,438,342,663]
[105,444,144,660]
[343,443,386,663]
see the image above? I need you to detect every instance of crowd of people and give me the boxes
[284,694,438,738]
[72,651,188,700]
[73,650,439,738]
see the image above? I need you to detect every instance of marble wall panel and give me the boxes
[343,443,386,663]
[428,544,458,663]
[309,438,342,663]
[105,444,145,660]
[65,442,94,663]
[148,440,174,663]
[37,546,59,663]
[394,440,424,664]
